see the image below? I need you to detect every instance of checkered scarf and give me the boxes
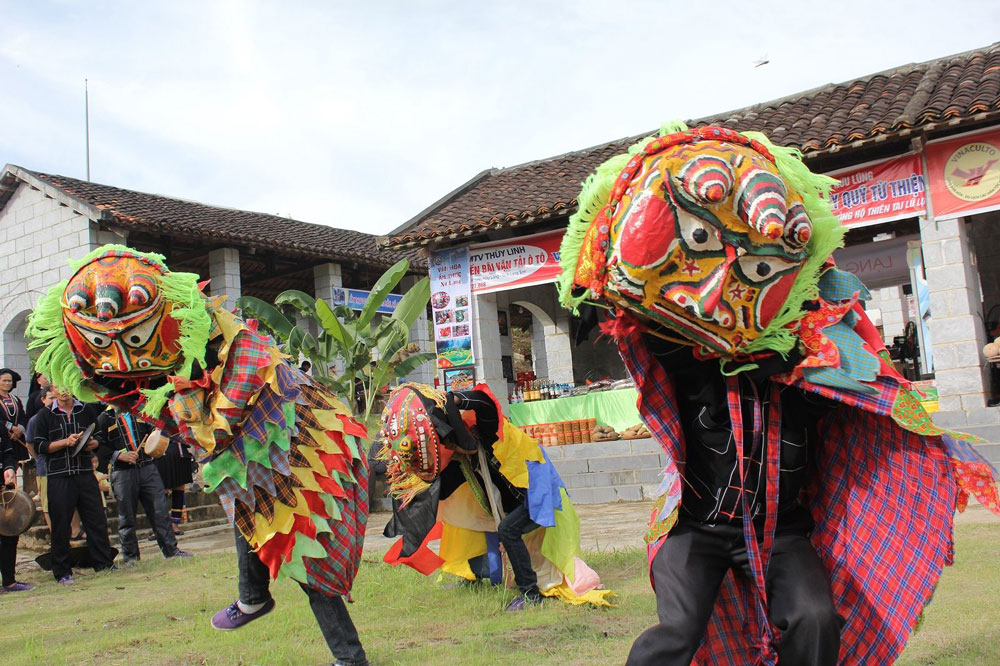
[618,325,995,666]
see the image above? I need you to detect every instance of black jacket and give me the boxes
[32,402,101,477]
[96,410,157,472]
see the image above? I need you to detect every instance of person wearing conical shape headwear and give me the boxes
[27,245,370,665]
[558,123,999,666]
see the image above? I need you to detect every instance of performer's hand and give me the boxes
[119,450,139,464]
[9,425,24,440]
[2,469,14,486]
[59,433,80,451]
[84,438,99,452]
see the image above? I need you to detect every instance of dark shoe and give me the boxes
[172,528,184,537]
[211,598,275,631]
[168,550,193,559]
[146,532,157,541]
[2,581,36,592]
[71,530,86,541]
[505,595,543,611]
[57,575,75,585]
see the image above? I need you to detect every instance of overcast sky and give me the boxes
[2,1,998,236]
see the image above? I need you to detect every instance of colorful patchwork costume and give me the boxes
[558,124,1000,665]
[27,245,370,664]
[378,383,613,608]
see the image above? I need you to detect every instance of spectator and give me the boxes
[1,421,35,592]
[367,439,387,514]
[97,409,190,564]
[299,360,312,374]
[33,387,117,584]
[26,372,51,420]
[0,369,28,462]
[153,435,195,537]
[25,387,56,531]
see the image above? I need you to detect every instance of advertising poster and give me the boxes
[826,154,926,227]
[430,246,474,369]
[443,366,475,391]
[926,127,1000,219]
[469,229,564,293]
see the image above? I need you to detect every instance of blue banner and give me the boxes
[330,288,401,314]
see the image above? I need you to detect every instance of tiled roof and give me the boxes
[383,41,1000,248]
[1,167,417,268]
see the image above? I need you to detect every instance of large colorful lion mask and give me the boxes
[559,124,843,358]
[26,245,212,416]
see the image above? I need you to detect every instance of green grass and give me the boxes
[2,522,997,665]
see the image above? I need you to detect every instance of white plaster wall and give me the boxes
[0,184,94,400]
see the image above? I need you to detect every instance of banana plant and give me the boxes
[237,258,434,424]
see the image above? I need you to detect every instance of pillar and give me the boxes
[473,291,507,407]
[544,311,575,385]
[313,262,343,304]
[208,247,241,305]
[400,275,434,385]
[921,217,989,412]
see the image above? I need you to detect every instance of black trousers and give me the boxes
[111,464,178,561]
[1,534,18,586]
[234,528,369,665]
[627,520,841,666]
[47,473,116,580]
[497,502,542,599]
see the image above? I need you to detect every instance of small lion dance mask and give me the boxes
[562,126,838,356]
[61,249,183,378]
[378,384,453,484]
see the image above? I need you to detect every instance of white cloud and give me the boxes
[2,0,998,235]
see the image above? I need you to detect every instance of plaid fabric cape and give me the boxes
[616,322,1000,666]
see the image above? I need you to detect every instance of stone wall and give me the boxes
[0,185,95,401]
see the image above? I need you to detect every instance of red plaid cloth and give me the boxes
[617,325,993,666]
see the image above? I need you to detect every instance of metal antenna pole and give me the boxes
[85,78,91,181]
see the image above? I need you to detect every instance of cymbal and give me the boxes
[0,488,37,536]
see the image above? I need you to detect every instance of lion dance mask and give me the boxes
[28,245,369,598]
[558,123,999,664]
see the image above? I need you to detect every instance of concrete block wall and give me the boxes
[208,247,242,306]
[472,291,507,407]
[546,437,666,504]
[921,217,990,412]
[866,285,908,346]
[0,185,94,401]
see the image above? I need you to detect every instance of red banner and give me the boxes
[469,229,564,293]
[826,153,926,227]
[926,127,1000,218]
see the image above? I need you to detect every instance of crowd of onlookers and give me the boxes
[1,369,198,592]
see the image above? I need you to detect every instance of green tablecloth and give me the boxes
[507,388,642,432]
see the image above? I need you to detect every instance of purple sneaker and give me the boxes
[168,550,193,559]
[57,575,75,585]
[505,595,543,612]
[2,581,36,592]
[211,598,275,631]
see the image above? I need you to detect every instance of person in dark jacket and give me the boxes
[33,387,116,583]
[1,422,35,592]
[96,408,191,564]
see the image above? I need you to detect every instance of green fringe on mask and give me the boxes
[738,132,844,358]
[558,121,690,313]
[556,122,844,359]
[26,244,213,412]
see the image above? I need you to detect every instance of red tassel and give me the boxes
[598,309,645,340]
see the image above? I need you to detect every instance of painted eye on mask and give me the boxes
[735,254,800,284]
[73,325,113,349]
[120,316,161,348]
[677,213,723,254]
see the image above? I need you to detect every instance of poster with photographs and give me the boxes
[443,366,475,392]
[430,247,474,369]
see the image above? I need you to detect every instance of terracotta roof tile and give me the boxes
[385,42,1000,248]
[17,170,419,268]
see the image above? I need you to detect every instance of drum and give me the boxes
[0,487,37,536]
[142,429,168,458]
